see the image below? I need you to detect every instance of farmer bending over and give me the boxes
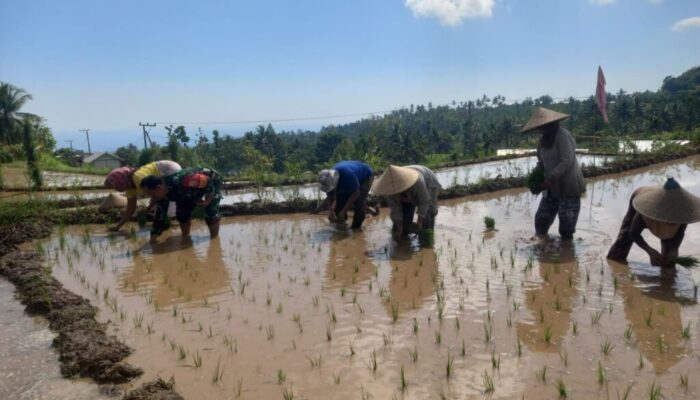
[140,168,223,243]
[315,160,374,229]
[607,178,700,268]
[372,165,441,239]
[104,160,182,232]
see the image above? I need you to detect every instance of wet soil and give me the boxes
[23,155,700,399]
[0,222,183,399]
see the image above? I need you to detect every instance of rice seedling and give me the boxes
[277,369,287,385]
[445,352,454,379]
[647,380,661,400]
[638,351,644,370]
[543,325,553,345]
[681,323,691,339]
[516,336,523,357]
[333,373,341,385]
[491,349,500,370]
[368,349,377,372]
[276,303,283,314]
[326,324,333,342]
[551,378,568,399]
[212,357,225,385]
[597,361,606,385]
[192,351,202,368]
[484,216,496,230]
[601,338,614,356]
[133,313,144,330]
[680,374,688,391]
[307,354,322,368]
[624,324,633,341]
[572,320,578,336]
[400,365,408,391]
[483,371,495,393]
[349,341,355,357]
[391,302,399,323]
[178,345,187,360]
[483,322,492,342]
[559,347,568,366]
[282,386,294,400]
[408,346,419,362]
[591,309,604,325]
[536,365,547,383]
[434,330,441,345]
[146,321,155,335]
[383,332,392,347]
[617,382,634,400]
[644,308,653,327]
[266,325,275,340]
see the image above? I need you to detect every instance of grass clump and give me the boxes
[484,216,496,230]
[675,255,699,268]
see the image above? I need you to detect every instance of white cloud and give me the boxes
[672,16,700,31]
[405,0,495,26]
[589,0,616,5]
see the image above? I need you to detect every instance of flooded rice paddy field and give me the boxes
[6,155,700,399]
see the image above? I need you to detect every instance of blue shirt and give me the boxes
[334,161,373,194]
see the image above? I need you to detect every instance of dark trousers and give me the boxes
[335,178,371,229]
[401,203,436,230]
[534,195,581,239]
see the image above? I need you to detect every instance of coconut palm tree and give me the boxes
[0,82,33,145]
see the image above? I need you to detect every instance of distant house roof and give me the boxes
[83,152,122,163]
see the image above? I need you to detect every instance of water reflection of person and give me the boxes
[607,178,700,268]
[608,260,689,373]
[122,236,230,307]
[518,241,579,353]
[385,239,438,316]
[323,230,375,288]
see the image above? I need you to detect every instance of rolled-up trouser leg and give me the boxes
[557,196,581,240]
[534,195,559,236]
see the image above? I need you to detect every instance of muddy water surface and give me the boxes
[11,155,700,399]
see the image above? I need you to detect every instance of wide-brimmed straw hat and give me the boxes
[371,165,420,196]
[632,178,700,224]
[520,107,570,133]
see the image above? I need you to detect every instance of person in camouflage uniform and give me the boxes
[140,167,223,242]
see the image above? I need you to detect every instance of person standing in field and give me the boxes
[521,107,585,241]
[371,165,441,239]
[104,160,182,231]
[607,178,700,267]
[140,167,223,243]
[316,160,374,229]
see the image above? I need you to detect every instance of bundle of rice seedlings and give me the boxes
[526,167,545,195]
[675,256,699,268]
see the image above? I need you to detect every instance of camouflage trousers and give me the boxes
[534,195,581,240]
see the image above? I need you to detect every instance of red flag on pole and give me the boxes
[595,66,609,124]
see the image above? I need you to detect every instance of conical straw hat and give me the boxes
[371,165,420,196]
[632,178,700,224]
[520,107,570,133]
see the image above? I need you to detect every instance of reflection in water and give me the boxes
[609,260,690,373]
[518,241,579,353]
[382,239,438,316]
[120,236,230,307]
[323,229,375,289]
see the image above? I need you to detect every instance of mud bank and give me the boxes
[0,222,183,399]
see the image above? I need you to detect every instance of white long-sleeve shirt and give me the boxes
[387,165,442,226]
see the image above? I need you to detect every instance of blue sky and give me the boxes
[1,0,699,152]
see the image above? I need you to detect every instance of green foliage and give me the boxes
[484,216,495,230]
[21,120,42,189]
[115,144,140,166]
